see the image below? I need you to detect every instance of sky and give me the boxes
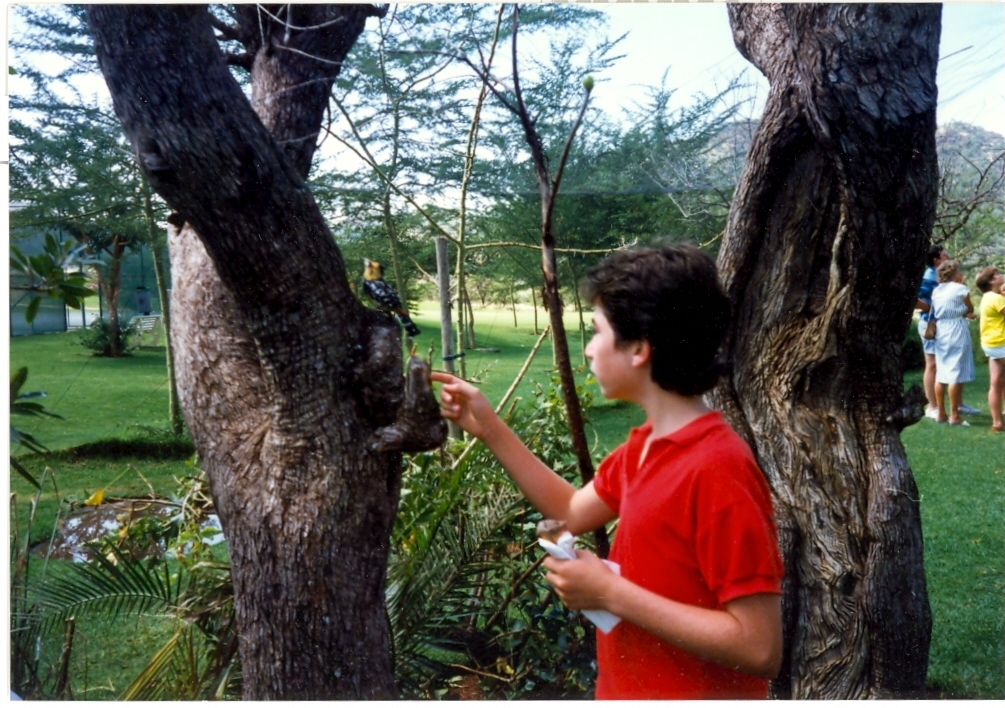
[2,1,1003,175]
[592,2,1005,136]
[3,2,1003,133]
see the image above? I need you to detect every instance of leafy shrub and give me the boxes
[78,318,138,357]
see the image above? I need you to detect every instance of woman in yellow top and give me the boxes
[976,266,1005,432]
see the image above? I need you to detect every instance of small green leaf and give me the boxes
[10,458,41,490]
[10,245,29,271]
[62,283,95,298]
[10,367,28,398]
[28,254,50,277]
[24,296,41,324]
[8,66,15,75]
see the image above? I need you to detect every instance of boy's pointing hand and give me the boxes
[430,372,500,441]
[543,549,619,612]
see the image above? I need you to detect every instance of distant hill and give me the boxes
[707,119,1003,184]
[937,122,1005,164]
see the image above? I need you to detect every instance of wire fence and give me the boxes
[10,236,168,337]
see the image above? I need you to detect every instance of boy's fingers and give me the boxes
[542,556,566,572]
[430,371,457,384]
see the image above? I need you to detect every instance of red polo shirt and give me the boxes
[592,411,783,699]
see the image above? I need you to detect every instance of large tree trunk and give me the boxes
[88,5,441,699]
[711,4,939,698]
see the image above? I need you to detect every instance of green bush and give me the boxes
[78,318,138,357]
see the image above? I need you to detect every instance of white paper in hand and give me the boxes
[538,531,622,633]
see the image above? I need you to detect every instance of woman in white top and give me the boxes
[931,259,976,425]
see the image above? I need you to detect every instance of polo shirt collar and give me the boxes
[630,410,723,450]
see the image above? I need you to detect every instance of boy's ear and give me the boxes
[631,340,651,368]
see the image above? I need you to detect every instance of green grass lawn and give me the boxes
[10,332,178,451]
[9,306,1003,698]
[902,367,1004,698]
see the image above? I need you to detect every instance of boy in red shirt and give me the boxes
[432,244,783,698]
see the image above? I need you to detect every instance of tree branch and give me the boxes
[545,84,591,227]
[323,100,458,244]
[223,52,254,70]
[465,241,623,254]
[209,12,241,42]
[509,5,549,190]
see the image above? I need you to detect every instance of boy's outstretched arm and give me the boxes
[431,372,615,534]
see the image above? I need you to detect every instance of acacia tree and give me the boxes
[710,4,940,698]
[931,124,1005,263]
[11,111,149,356]
[87,5,446,699]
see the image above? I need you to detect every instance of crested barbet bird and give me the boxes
[362,259,421,337]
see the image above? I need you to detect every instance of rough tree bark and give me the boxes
[710,4,939,698]
[88,5,444,699]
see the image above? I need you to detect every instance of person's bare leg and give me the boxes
[935,381,948,422]
[989,358,1004,431]
[923,353,938,411]
[948,383,964,424]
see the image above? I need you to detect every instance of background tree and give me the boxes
[87,5,450,699]
[11,109,150,356]
[710,4,940,697]
[931,122,1005,265]
[11,4,183,407]
[316,4,481,306]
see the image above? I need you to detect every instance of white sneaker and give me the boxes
[924,408,940,420]
[959,404,981,416]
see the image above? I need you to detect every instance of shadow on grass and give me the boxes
[63,436,195,460]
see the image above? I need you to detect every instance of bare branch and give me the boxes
[323,100,458,244]
[465,241,626,254]
[509,5,549,189]
[933,148,1005,242]
[209,13,241,42]
[223,52,254,70]
[254,3,346,32]
[457,5,504,246]
[275,43,344,68]
[406,254,438,285]
[548,84,592,202]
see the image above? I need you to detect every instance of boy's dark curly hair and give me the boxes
[580,243,731,396]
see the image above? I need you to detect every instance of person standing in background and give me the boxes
[916,245,948,419]
[975,266,1005,432]
[916,245,981,418]
[931,260,977,425]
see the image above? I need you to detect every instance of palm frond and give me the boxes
[388,478,524,690]
[118,619,239,700]
[37,546,186,631]
[117,624,185,700]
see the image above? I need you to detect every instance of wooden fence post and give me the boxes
[436,237,462,439]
